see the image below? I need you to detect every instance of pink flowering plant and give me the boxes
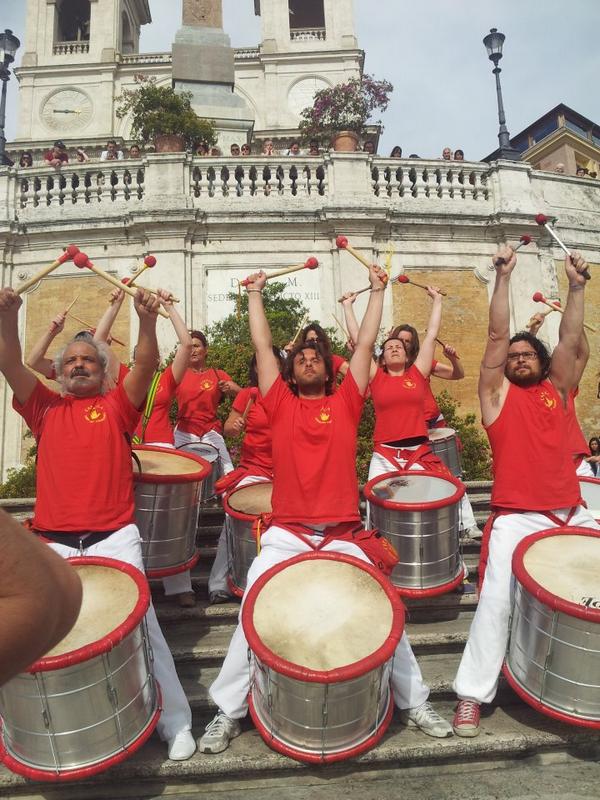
[298,74,393,142]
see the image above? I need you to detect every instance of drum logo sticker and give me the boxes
[539,389,556,410]
[84,405,106,423]
[402,378,416,389]
[315,406,332,424]
[581,596,600,609]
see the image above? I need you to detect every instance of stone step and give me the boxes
[1,701,597,800]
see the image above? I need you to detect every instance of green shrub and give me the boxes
[435,389,492,481]
[0,444,37,499]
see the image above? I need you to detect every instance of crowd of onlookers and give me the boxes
[17,140,143,168]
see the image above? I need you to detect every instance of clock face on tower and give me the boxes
[40,89,94,132]
[288,77,330,117]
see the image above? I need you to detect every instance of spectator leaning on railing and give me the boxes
[19,151,33,168]
[43,140,69,167]
[100,140,124,161]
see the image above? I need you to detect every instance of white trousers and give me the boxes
[208,473,270,595]
[453,505,600,704]
[209,525,430,719]
[576,458,594,478]
[367,449,476,530]
[48,524,192,741]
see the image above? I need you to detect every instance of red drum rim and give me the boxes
[146,549,200,579]
[223,481,273,521]
[248,683,395,764]
[242,551,404,683]
[579,477,600,517]
[132,444,211,484]
[364,469,465,510]
[0,685,162,781]
[28,557,150,673]
[227,574,244,598]
[502,663,600,729]
[393,563,466,598]
[512,527,600,625]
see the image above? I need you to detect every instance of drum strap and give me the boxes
[374,442,451,476]
[34,529,117,550]
[132,370,162,445]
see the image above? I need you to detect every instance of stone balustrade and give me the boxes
[290,28,327,41]
[52,41,90,55]
[371,159,490,201]
[119,52,172,64]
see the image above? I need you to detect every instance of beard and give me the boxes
[506,367,542,388]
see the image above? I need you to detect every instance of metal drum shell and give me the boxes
[579,477,600,522]
[364,470,465,596]
[0,558,160,781]
[176,442,221,504]
[504,527,600,728]
[242,552,404,763]
[428,428,462,477]
[223,482,273,597]
[133,445,210,577]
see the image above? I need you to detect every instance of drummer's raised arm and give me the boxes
[158,291,193,383]
[0,288,37,407]
[122,289,161,409]
[350,265,386,395]
[246,271,280,397]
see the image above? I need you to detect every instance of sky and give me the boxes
[2,0,599,159]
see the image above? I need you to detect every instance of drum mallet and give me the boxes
[73,252,169,318]
[241,387,259,423]
[240,257,318,287]
[16,245,80,295]
[336,272,402,303]
[396,274,447,297]
[535,214,591,280]
[532,292,596,333]
[473,235,532,283]
[435,337,461,359]
[67,312,126,346]
[291,312,309,345]
[526,304,559,330]
[336,236,388,284]
[124,255,156,288]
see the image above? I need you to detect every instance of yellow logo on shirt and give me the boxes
[403,378,416,389]
[200,380,215,391]
[315,406,332,424]
[539,389,556,410]
[84,405,106,423]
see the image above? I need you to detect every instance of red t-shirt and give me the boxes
[332,354,348,378]
[233,387,272,472]
[13,381,141,532]
[134,365,177,445]
[175,367,232,437]
[486,380,580,511]
[370,364,428,444]
[261,373,364,525]
[566,388,590,459]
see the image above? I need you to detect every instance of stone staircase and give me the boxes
[1,485,600,799]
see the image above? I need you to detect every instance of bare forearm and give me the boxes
[0,312,24,372]
[356,289,384,351]
[558,286,585,353]
[488,272,511,340]
[26,328,57,370]
[94,301,122,343]
[132,317,159,382]
[342,303,360,344]
[248,291,273,352]
[448,357,464,379]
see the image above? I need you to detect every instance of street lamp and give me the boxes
[482,28,520,161]
[0,29,20,167]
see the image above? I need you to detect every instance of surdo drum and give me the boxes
[241,552,404,763]
[364,470,465,596]
[223,481,273,597]
[505,528,600,727]
[177,442,222,503]
[0,558,160,781]
[428,427,462,477]
[579,477,600,522]
[133,446,210,577]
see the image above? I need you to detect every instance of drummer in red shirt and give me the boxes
[207,348,284,604]
[0,286,196,761]
[173,330,241,473]
[452,246,599,738]
[298,323,348,380]
[198,264,452,755]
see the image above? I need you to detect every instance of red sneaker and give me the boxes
[453,699,481,737]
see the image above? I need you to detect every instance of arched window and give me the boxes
[121,11,134,54]
[56,0,91,43]
[289,0,326,40]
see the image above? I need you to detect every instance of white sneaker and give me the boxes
[198,712,241,754]
[399,701,453,738]
[167,729,197,760]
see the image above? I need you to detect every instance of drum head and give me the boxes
[522,533,600,610]
[428,427,455,442]
[178,442,219,464]
[365,470,464,509]
[34,558,151,671]
[133,445,211,484]
[245,554,403,676]
[579,478,600,520]
[227,482,273,516]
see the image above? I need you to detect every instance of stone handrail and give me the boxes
[17,162,145,209]
[189,156,328,200]
[119,52,172,64]
[53,41,90,55]
[371,159,491,201]
[290,28,327,41]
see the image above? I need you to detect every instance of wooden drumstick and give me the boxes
[435,337,461,360]
[16,245,80,295]
[73,253,169,318]
[336,235,372,271]
[535,214,591,280]
[125,255,156,288]
[128,285,181,304]
[331,311,349,339]
[396,274,447,297]
[241,388,259,423]
[337,272,403,303]
[65,294,79,315]
[68,312,126,346]
[525,305,557,330]
[291,312,309,345]
[532,292,596,333]
[240,257,318,287]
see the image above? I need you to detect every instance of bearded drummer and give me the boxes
[0,286,197,761]
[452,246,599,738]
[198,265,452,755]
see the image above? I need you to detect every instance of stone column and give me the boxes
[172,0,253,149]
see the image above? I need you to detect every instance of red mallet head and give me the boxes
[519,234,532,245]
[57,244,80,265]
[304,257,319,269]
[73,252,91,269]
[121,277,131,285]
[144,255,157,268]
[397,274,410,284]
[336,235,348,249]
[532,291,544,303]
[535,214,549,226]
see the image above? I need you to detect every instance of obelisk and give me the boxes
[172,0,253,147]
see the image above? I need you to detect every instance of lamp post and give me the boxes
[482,28,520,161]
[0,29,20,167]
